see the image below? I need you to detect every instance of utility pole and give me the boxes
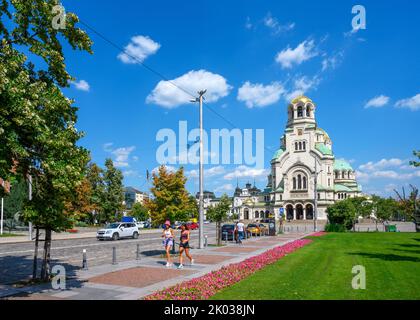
[313,158,318,232]
[191,90,206,249]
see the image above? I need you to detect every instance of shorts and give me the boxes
[163,238,173,247]
[179,241,190,249]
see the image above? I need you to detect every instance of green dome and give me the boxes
[315,143,333,156]
[334,184,353,192]
[334,159,353,171]
[271,148,285,161]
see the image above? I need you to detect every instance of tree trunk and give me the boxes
[40,228,52,281]
[217,221,221,246]
[32,227,39,280]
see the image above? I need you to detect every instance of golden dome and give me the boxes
[291,95,313,105]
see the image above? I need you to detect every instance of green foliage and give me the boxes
[326,198,356,230]
[145,166,195,225]
[324,223,346,232]
[371,196,399,222]
[4,177,28,220]
[410,150,420,167]
[130,202,149,222]
[101,159,124,223]
[206,194,231,223]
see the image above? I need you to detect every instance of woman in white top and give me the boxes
[162,220,174,267]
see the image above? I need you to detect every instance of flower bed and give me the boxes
[145,238,314,300]
[309,231,327,237]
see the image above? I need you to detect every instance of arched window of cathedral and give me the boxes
[348,171,351,179]
[302,141,306,150]
[306,106,310,117]
[297,175,302,189]
[335,171,339,179]
[293,177,297,190]
[299,142,302,150]
[297,106,303,117]
[255,211,259,219]
[342,171,345,179]
[303,176,307,189]
[295,142,298,150]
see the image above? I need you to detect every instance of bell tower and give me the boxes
[286,95,316,128]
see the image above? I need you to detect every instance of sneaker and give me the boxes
[178,264,184,269]
[190,259,195,266]
[165,262,171,268]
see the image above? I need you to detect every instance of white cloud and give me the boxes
[152,165,177,175]
[214,184,234,193]
[359,158,404,171]
[146,70,232,108]
[118,35,161,64]
[395,94,420,111]
[321,51,343,72]
[285,76,320,102]
[275,40,318,69]
[112,146,136,168]
[122,170,139,178]
[224,165,269,180]
[245,17,253,30]
[263,12,295,34]
[187,166,225,179]
[364,95,390,108]
[73,80,90,92]
[237,81,285,108]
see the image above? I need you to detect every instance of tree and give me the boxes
[64,177,95,224]
[130,202,149,222]
[102,159,124,223]
[206,194,231,246]
[0,0,92,281]
[86,162,105,224]
[145,166,193,225]
[326,199,356,230]
[394,185,420,232]
[4,177,28,221]
[373,197,398,230]
[347,196,373,230]
[410,150,420,167]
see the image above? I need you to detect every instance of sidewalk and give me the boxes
[0,232,311,300]
[0,228,162,244]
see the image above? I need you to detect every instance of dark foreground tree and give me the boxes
[0,0,92,280]
[206,194,231,246]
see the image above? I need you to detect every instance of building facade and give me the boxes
[124,187,149,209]
[234,96,362,221]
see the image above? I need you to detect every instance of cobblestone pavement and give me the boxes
[0,232,310,300]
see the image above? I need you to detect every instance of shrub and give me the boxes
[74,221,89,227]
[325,223,346,232]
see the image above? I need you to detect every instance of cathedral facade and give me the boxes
[232,96,362,221]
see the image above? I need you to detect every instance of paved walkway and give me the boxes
[0,232,311,300]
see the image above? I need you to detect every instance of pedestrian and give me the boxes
[236,220,245,244]
[178,224,194,269]
[162,220,174,267]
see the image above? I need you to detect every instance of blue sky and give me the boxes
[60,0,420,197]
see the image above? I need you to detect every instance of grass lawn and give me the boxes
[212,232,420,300]
[0,233,24,237]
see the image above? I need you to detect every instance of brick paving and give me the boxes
[89,267,196,288]
[191,254,234,264]
[213,246,265,253]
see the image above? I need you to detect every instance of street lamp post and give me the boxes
[313,159,318,232]
[191,90,207,249]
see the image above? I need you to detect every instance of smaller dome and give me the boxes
[334,159,353,171]
[291,95,313,105]
[271,148,285,161]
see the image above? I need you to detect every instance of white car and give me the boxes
[97,222,139,241]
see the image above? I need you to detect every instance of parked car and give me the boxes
[246,223,261,236]
[187,222,199,230]
[258,223,268,234]
[221,224,235,241]
[97,222,139,241]
[136,221,146,229]
[203,220,210,224]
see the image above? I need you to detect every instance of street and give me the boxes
[0,224,217,285]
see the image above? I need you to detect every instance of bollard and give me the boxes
[136,244,140,260]
[82,249,88,270]
[204,235,208,247]
[112,246,117,265]
[367,227,369,232]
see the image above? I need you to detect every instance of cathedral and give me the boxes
[232,96,362,221]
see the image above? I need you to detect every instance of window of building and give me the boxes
[303,176,307,189]
[293,177,296,189]
[342,171,345,179]
[328,178,331,187]
[306,106,310,117]
[318,193,321,200]
[302,141,306,150]
[297,106,303,117]
[295,142,298,150]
